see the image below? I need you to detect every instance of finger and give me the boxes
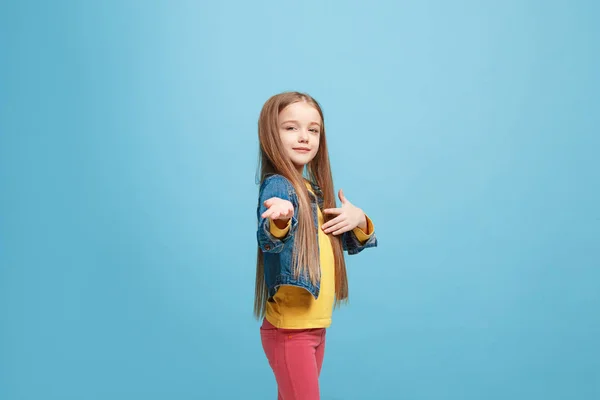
[330,222,351,235]
[270,211,280,220]
[322,214,344,230]
[324,221,348,234]
[261,209,273,219]
[338,189,348,204]
[332,224,351,235]
[264,198,276,207]
[323,207,343,215]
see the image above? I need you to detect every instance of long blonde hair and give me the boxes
[254,92,349,319]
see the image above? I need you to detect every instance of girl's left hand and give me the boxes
[322,189,367,235]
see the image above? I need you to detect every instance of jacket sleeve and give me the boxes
[342,214,378,255]
[256,175,298,253]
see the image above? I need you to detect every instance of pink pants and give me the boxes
[260,318,327,400]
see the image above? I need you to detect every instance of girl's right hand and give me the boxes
[261,197,294,221]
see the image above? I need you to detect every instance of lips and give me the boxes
[293,147,311,153]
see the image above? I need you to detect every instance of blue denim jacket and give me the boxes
[256,174,378,300]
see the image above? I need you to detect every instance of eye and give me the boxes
[309,128,320,134]
[285,126,296,131]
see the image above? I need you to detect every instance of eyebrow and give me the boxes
[280,120,322,127]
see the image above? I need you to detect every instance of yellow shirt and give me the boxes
[265,183,374,329]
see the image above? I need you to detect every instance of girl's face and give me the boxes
[278,101,321,173]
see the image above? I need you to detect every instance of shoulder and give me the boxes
[259,174,297,201]
[260,174,294,191]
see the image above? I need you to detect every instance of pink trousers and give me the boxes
[260,318,327,400]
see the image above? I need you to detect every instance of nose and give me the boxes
[298,128,309,143]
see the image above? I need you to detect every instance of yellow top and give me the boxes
[264,182,374,329]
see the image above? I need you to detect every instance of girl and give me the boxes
[254,91,377,400]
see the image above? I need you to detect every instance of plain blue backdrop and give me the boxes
[1,1,599,399]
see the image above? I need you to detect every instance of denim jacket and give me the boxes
[256,174,378,300]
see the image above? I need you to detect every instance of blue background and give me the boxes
[1,1,599,399]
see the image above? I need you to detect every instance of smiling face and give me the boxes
[278,101,322,174]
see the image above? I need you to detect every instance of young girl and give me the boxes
[254,91,377,400]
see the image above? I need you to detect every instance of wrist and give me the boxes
[357,212,367,231]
